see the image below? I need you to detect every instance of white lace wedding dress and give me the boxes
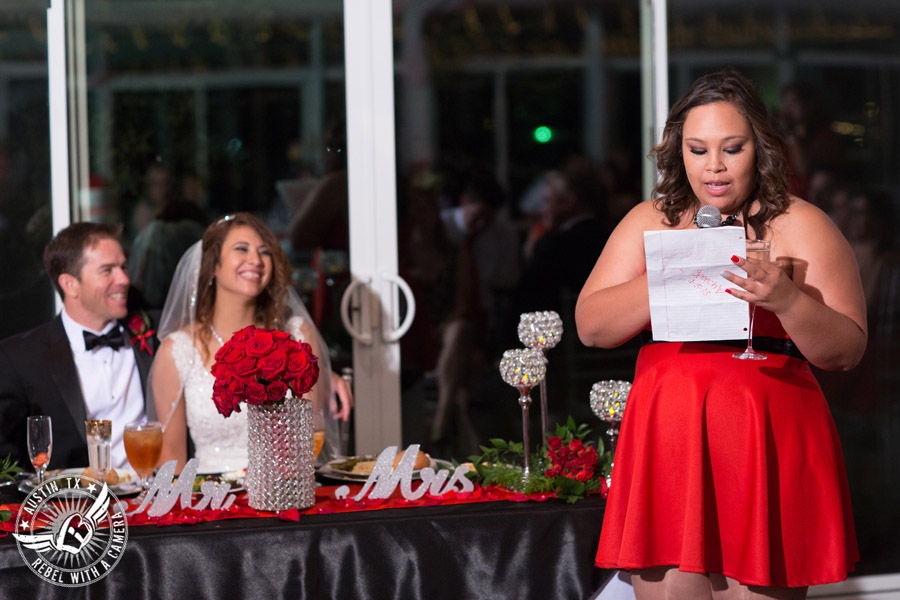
[169,317,306,474]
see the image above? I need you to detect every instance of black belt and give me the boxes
[641,334,807,362]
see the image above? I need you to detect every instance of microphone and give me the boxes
[694,205,723,228]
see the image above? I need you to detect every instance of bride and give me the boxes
[150,212,352,473]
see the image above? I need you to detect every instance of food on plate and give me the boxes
[393,450,430,470]
[191,473,243,493]
[350,461,377,475]
[328,451,432,477]
[80,467,121,486]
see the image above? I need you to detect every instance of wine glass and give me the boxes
[498,348,547,486]
[85,419,112,483]
[123,421,163,498]
[733,239,771,360]
[27,415,52,485]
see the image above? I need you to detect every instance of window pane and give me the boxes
[0,4,55,338]
[78,2,352,375]
[394,2,644,459]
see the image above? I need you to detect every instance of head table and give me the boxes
[0,473,610,599]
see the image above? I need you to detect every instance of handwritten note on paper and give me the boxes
[643,226,748,341]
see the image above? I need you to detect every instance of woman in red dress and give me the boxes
[576,69,865,599]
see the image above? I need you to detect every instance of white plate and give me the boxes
[18,468,141,497]
[317,456,455,483]
[190,471,246,494]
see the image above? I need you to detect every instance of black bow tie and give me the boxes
[83,328,126,351]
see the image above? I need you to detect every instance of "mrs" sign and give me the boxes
[333,444,474,501]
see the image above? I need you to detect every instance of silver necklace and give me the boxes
[210,324,225,346]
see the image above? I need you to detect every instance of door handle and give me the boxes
[381,272,416,343]
[339,277,372,345]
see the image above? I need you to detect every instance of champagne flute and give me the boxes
[123,421,163,498]
[733,239,771,360]
[27,415,52,485]
[85,420,112,483]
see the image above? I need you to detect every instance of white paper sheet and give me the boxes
[643,226,749,341]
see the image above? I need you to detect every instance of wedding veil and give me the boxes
[152,240,341,462]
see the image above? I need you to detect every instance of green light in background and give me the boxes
[533,126,552,143]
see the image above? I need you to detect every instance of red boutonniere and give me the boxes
[127,311,156,356]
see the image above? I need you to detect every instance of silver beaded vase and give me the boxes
[246,394,315,511]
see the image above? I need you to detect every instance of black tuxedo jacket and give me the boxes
[0,313,158,470]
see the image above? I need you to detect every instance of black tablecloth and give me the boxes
[0,485,609,600]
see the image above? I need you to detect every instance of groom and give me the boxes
[0,222,158,471]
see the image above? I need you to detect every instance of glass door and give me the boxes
[56,0,369,450]
[54,0,415,457]
[391,1,646,461]
[0,2,55,338]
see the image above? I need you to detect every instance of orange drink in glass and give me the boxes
[312,409,325,458]
[124,421,163,491]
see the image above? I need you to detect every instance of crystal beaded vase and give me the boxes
[246,394,315,511]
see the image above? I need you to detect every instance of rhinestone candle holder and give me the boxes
[499,348,547,486]
[517,311,563,447]
[589,380,632,487]
[246,394,316,511]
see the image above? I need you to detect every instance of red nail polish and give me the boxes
[725,289,732,294]
[731,255,739,263]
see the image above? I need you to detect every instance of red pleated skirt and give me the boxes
[595,341,859,588]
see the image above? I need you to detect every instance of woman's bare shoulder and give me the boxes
[779,196,827,219]
[616,199,672,232]
[771,196,841,241]
[770,196,854,265]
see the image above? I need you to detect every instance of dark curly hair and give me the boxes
[195,212,293,353]
[651,68,791,239]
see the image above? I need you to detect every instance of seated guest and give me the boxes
[151,213,352,473]
[127,199,208,310]
[0,222,158,470]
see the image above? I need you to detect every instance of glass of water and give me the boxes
[85,419,112,482]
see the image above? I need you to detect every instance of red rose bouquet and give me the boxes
[210,325,320,418]
[466,417,610,503]
[545,436,598,483]
[542,418,610,502]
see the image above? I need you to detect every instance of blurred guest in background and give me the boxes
[130,163,173,238]
[430,170,519,452]
[776,81,842,199]
[128,199,208,310]
[504,159,611,324]
[0,145,54,339]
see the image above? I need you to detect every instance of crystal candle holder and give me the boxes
[499,347,547,487]
[589,380,632,487]
[517,311,563,447]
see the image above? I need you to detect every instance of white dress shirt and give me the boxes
[61,308,147,470]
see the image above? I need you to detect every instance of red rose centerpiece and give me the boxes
[541,418,610,503]
[210,325,320,511]
[210,325,319,418]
